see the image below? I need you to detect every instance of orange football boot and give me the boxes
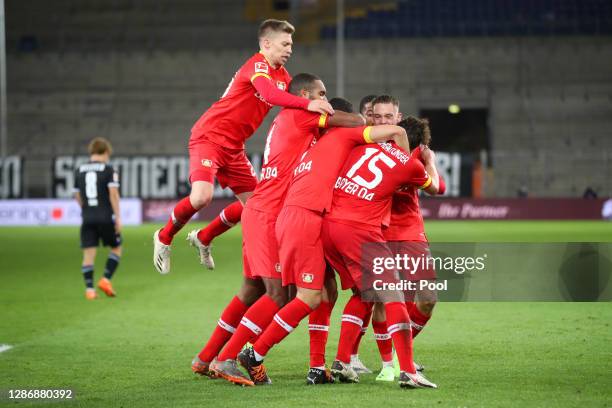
[97,278,116,297]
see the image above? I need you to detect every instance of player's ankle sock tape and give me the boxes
[253,298,312,357]
[336,295,369,363]
[198,296,249,362]
[372,320,393,362]
[309,301,332,368]
[103,254,120,279]
[406,302,431,338]
[385,302,415,374]
[82,265,94,288]
[352,307,372,355]
[217,295,278,361]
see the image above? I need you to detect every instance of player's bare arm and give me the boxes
[420,147,440,194]
[327,110,366,127]
[74,191,82,207]
[367,125,410,151]
[109,186,122,233]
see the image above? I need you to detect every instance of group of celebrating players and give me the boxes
[152,19,445,389]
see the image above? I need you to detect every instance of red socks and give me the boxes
[217,295,279,361]
[308,301,332,368]
[197,296,248,363]
[406,302,431,338]
[385,302,415,374]
[159,197,198,245]
[335,295,371,364]
[372,320,393,363]
[351,307,371,356]
[197,200,243,245]
[253,298,312,358]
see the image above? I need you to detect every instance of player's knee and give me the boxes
[298,289,321,310]
[189,191,212,210]
[267,289,288,308]
[238,281,265,306]
[418,300,436,315]
[111,247,122,257]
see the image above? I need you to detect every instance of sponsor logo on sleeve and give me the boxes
[275,263,282,273]
[276,81,286,90]
[255,62,269,74]
[201,159,213,168]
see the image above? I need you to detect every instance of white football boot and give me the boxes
[153,229,171,274]
[186,230,215,270]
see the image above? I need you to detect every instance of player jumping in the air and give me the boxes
[152,19,334,274]
[193,81,364,384]
[233,116,411,387]
[73,137,122,300]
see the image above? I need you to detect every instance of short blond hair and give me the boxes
[258,19,295,39]
[88,137,113,155]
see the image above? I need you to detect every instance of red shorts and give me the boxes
[188,140,257,194]
[321,219,387,291]
[242,207,281,280]
[276,205,326,290]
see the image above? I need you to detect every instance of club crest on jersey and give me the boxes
[275,263,281,273]
[276,81,286,91]
[301,273,314,283]
[201,159,213,168]
[254,62,269,74]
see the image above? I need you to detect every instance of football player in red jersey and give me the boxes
[321,117,440,389]
[359,94,377,126]
[233,115,411,386]
[377,117,446,382]
[153,19,334,274]
[190,78,364,385]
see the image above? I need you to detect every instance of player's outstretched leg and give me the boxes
[153,182,213,274]
[384,302,438,389]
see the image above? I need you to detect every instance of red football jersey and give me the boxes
[246,108,329,216]
[326,142,432,231]
[190,53,292,149]
[283,126,373,214]
[383,147,428,242]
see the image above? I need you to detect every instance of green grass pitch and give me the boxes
[1,221,611,407]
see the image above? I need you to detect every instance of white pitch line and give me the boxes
[0,344,13,353]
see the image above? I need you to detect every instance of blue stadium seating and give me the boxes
[321,0,612,39]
